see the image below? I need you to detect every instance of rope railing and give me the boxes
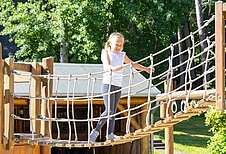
[9,15,217,147]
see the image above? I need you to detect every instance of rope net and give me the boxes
[11,16,216,147]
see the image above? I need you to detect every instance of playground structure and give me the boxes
[0,1,225,154]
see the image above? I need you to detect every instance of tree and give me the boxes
[0,0,193,66]
[0,0,109,62]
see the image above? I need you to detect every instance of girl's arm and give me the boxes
[124,55,154,74]
[101,50,123,71]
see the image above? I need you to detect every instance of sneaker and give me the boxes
[107,133,120,140]
[89,130,99,143]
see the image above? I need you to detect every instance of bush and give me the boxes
[205,108,226,154]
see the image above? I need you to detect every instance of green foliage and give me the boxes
[0,0,193,64]
[205,109,226,154]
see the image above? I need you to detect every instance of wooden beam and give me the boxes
[157,89,215,102]
[4,58,14,150]
[13,97,148,106]
[14,99,28,105]
[30,62,41,134]
[14,74,30,83]
[14,62,32,72]
[49,97,147,105]
[215,1,225,110]
[117,104,141,130]
[0,43,4,149]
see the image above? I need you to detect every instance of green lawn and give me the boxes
[154,113,212,154]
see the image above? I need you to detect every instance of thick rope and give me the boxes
[10,15,217,147]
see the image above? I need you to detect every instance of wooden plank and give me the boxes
[174,111,199,119]
[196,99,215,106]
[30,62,41,134]
[4,58,14,150]
[14,62,31,72]
[157,89,216,102]
[14,99,28,105]
[50,97,147,105]
[14,97,148,106]
[215,1,225,110]
[185,108,209,113]
[117,104,141,130]
[0,43,4,149]
[14,74,30,83]
[185,106,209,112]
[40,86,46,136]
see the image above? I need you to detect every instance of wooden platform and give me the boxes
[11,98,214,148]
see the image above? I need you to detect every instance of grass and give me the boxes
[154,113,212,154]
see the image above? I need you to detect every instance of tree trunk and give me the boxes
[195,0,209,85]
[177,16,196,90]
[195,0,207,52]
[60,23,68,63]
[177,27,186,90]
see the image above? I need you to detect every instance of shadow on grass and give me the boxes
[155,113,212,148]
[174,134,209,148]
[174,114,212,136]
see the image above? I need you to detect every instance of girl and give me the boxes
[89,32,153,142]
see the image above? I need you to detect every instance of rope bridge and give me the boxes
[2,15,218,148]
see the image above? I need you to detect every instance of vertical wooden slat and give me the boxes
[41,57,53,137]
[4,58,14,150]
[215,1,225,110]
[0,43,4,149]
[30,62,42,134]
[165,126,174,154]
[40,57,53,154]
[40,86,46,136]
[164,80,174,154]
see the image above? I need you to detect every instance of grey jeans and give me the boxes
[95,84,122,134]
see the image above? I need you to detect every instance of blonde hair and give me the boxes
[105,32,124,51]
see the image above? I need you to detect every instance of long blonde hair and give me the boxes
[105,32,124,51]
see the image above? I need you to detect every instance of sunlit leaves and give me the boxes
[0,0,193,64]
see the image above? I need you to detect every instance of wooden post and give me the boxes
[160,82,168,119]
[215,1,225,110]
[30,62,41,134]
[141,105,150,154]
[0,43,4,149]
[4,58,14,151]
[164,80,174,154]
[165,126,174,154]
[40,57,53,154]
